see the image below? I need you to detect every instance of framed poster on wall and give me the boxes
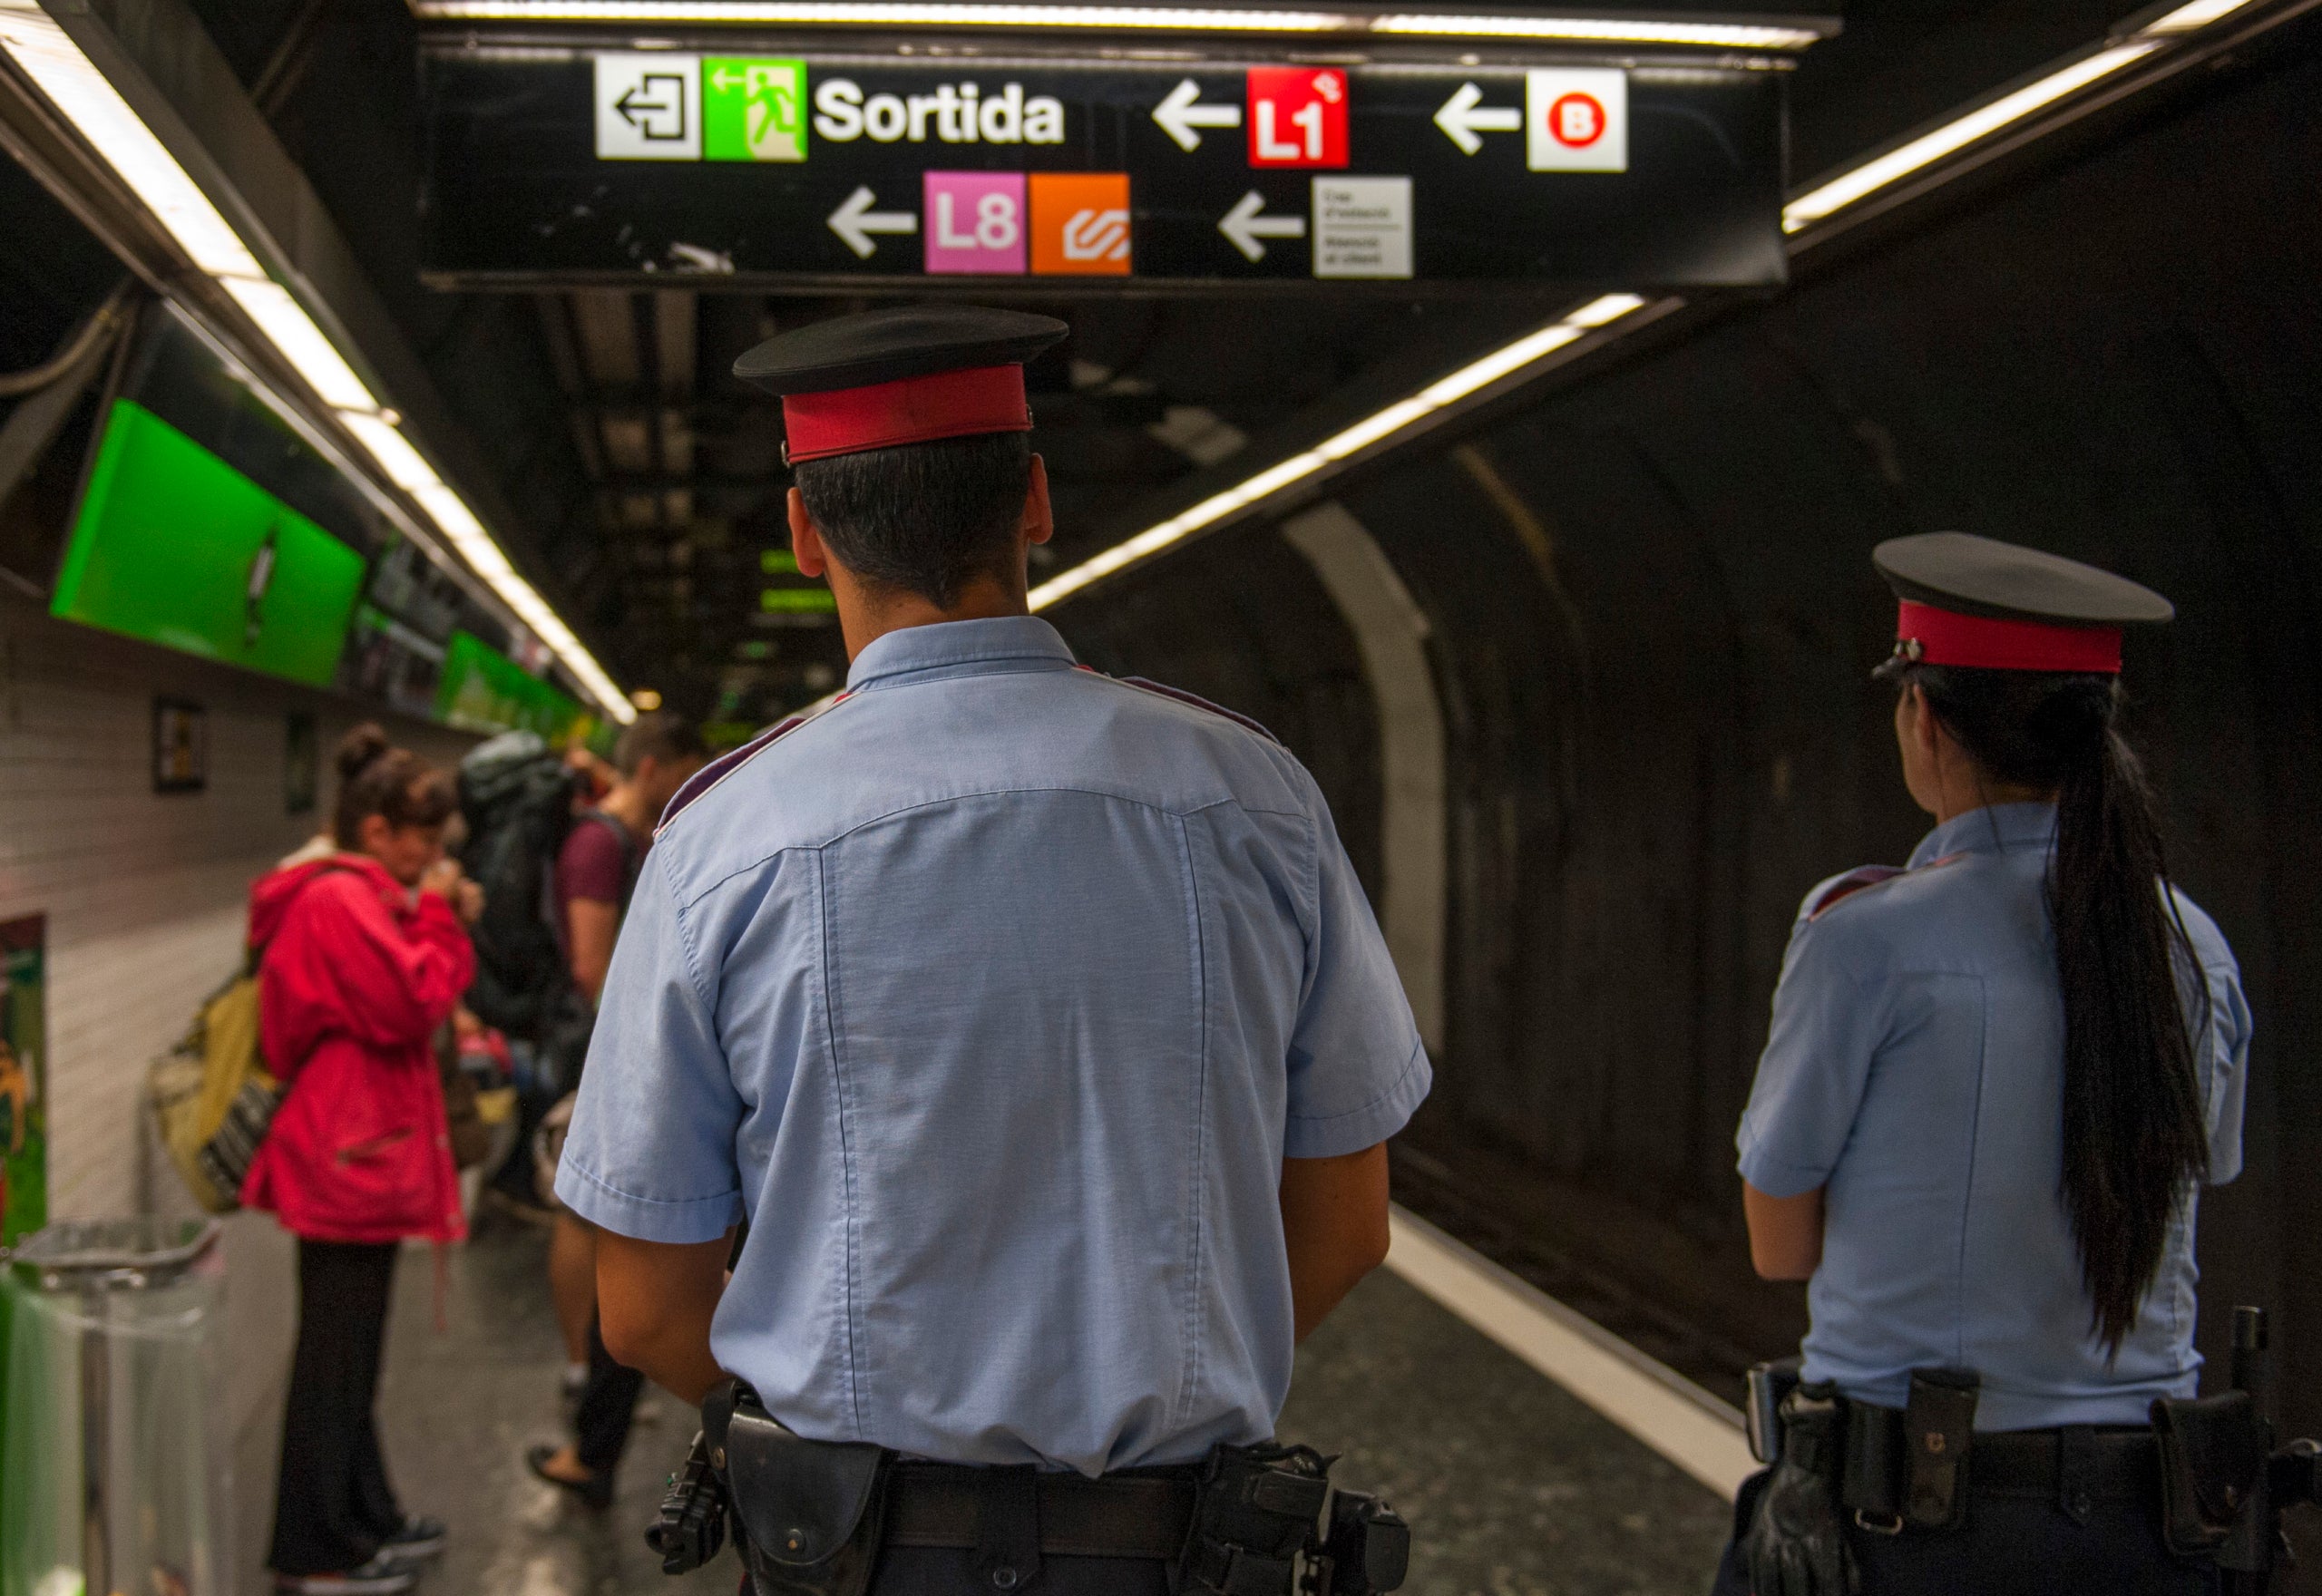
[0,914,46,1248]
[286,713,317,814]
[152,697,206,793]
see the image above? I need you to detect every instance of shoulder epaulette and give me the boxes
[654,694,848,840]
[1108,674,1281,744]
[1807,852,1967,920]
[1808,866,1906,920]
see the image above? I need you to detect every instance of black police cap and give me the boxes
[734,304,1067,395]
[1873,532,2175,627]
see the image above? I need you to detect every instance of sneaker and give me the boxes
[382,1515,446,1562]
[274,1552,416,1594]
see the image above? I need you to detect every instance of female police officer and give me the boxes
[1716,532,2250,1595]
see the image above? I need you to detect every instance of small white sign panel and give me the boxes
[1312,176,1412,279]
[595,54,702,161]
[1527,68,1626,173]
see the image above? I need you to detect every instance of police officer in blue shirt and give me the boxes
[554,307,1429,1596]
[1715,533,2253,1596]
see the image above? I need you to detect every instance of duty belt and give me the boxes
[883,1463,1195,1561]
[1839,1405,2160,1532]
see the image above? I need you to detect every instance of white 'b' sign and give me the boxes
[1526,68,1626,173]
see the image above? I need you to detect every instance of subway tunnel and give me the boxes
[4,1,2320,1592]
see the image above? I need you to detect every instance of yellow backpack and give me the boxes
[150,968,279,1214]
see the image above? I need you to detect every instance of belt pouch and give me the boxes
[1840,1402,1901,1523]
[1173,1443,1330,1596]
[718,1391,894,1596]
[1901,1368,1979,1530]
[2151,1393,2267,1557]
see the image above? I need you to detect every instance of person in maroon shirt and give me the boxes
[530,712,705,1506]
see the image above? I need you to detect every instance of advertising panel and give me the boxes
[51,401,367,689]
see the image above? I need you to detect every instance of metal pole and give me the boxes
[79,1280,112,1596]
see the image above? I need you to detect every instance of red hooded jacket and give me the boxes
[239,855,474,1243]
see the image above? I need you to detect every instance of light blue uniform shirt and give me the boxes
[557,616,1430,1474]
[1738,802,2250,1431]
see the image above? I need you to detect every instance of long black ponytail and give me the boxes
[1886,662,2210,1354]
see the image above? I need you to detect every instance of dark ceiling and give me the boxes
[10,0,2189,730]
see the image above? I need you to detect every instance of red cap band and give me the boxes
[1896,599,2122,673]
[781,365,1031,463]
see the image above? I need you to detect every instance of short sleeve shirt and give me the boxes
[553,811,639,954]
[1738,802,2251,1429]
[557,617,1430,1474]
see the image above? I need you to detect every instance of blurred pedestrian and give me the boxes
[243,735,480,1594]
[524,711,704,1507]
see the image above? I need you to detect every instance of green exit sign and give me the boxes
[706,58,807,162]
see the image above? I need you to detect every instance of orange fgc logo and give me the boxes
[1029,172,1131,276]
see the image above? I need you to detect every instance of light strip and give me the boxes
[1781,42,2157,231]
[2141,0,2259,31]
[1029,293,1647,609]
[0,4,635,724]
[1371,15,1822,47]
[405,0,1826,46]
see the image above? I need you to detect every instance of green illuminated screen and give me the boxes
[436,628,593,743]
[51,400,366,688]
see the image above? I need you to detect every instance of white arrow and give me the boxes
[826,186,918,259]
[1218,190,1306,263]
[1433,82,1522,155]
[1153,78,1243,152]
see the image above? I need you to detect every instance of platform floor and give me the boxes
[305,1220,1731,1596]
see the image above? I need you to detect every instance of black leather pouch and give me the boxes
[2151,1392,2268,1557]
[1901,1367,1979,1530]
[716,1385,894,1596]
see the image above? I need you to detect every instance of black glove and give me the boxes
[1743,1388,1858,1596]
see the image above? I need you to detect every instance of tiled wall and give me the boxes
[0,583,477,1584]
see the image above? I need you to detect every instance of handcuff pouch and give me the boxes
[2151,1392,2268,1557]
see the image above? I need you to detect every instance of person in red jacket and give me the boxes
[243,729,479,1596]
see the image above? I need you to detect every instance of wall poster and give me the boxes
[0,913,46,1247]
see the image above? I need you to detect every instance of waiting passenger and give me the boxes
[525,709,705,1507]
[278,722,395,869]
[552,307,1428,1596]
[242,736,483,1595]
[1719,534,2249,1596]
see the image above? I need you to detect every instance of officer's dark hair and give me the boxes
[1880,659,2210,1354]
[791,431,1032,608]
[614,710,706,777]
[333,730,455,851]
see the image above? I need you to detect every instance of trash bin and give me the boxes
[1,1216,229,1596]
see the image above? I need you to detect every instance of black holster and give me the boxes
[710,1382,895,1596]
[2151,1392,2270,1561]
[1173,1443,1332,1596]
[1839,1367,1979,1532]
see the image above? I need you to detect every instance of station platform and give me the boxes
[283,1213,1739,1596]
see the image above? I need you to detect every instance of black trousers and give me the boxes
[573,1311,646,1472]
[1709,1469,2221,1596]
[270,1239,404,1574]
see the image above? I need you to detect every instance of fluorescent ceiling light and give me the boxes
[337,410,441,492]
[1370,14,1822,47]
[405,0,1823,45]
[2141,0,2258,31]
[219,278,380,411]
[0,9,262,278]
[0,2,635,725]
[1029,292,1649,609]
[1782,42,2157,231]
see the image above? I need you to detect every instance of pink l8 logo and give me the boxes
[923,171,1027,275]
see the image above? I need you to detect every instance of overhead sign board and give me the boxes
[420,45,1786,288]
